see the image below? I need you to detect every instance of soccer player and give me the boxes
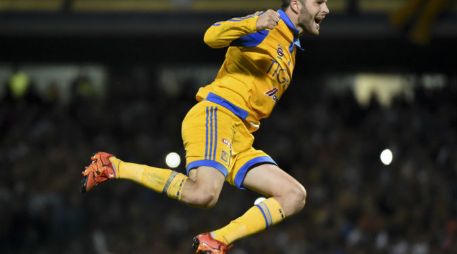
[81,0,329,253]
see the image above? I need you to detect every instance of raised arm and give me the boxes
[204,10,281,48]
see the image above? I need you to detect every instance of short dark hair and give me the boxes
[282,0,304,10]
[281,0,291,9]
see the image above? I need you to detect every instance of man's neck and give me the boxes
[284,8,302,34]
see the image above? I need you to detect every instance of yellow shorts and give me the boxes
[181,99,276,189]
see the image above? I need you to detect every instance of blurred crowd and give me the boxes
[0,69,456,254]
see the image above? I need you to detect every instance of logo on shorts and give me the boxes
[222,138,232,148]
[221,150,228,163]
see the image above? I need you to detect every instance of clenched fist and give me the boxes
[256,9,280,31]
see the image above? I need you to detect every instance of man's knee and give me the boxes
[291,184,307,211]
[194,189,219,208]
[185,180,221,208]
[279,183,307,215]
[183,167,225,208]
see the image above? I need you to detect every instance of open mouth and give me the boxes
[314,17,324,30]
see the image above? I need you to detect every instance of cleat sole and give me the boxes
[81,176,88,193]
[192,237,200,250]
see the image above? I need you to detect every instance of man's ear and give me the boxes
[290,0,301,14]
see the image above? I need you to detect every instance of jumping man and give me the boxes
[81,1,330,253]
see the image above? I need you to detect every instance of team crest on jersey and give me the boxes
[277,44,284,58]
[265,88,279,102]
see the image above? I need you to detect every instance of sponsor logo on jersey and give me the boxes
[267,44,290,87]
[265,88,279,102]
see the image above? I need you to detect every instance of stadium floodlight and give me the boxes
[380,149,393,165]
[165,152,181,168]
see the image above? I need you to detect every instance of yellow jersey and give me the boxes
[196,9,302,132]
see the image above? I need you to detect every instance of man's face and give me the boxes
[297,0,330,35]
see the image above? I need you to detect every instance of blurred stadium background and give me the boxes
[0,0,456,253]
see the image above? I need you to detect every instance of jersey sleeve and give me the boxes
[203,12,262,48]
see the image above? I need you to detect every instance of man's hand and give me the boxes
[256,10,280,31]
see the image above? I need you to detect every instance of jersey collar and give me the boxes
[278,9,303,51]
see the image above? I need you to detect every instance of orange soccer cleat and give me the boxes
[81,152,116,193]
[192,233,231,254]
